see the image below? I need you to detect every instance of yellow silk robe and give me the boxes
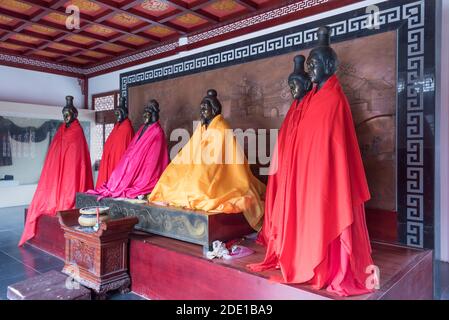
[148,115,265,231]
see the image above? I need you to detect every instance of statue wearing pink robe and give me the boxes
[88,121,169,199]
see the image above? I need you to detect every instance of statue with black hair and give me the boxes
[62,96,78,128]
[200,89,222,127]
[249,27,375,297]
[139,99,160,140]
[114,97,129,123]
[288,55,312,101]
[149,89,266,231]
[20,96,93,246]
[88,98,169,199]
[95,96,135,188]
[306,26,340,90]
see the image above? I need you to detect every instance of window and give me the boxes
[92,91,119,165]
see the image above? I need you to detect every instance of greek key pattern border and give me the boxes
[403,1,425,248]
[0,53,85,74]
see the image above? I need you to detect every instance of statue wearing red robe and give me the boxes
[249,75,374,296]
[19,119,93,246]
[95,118,134,189]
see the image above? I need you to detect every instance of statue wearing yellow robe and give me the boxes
[148,114,265,231]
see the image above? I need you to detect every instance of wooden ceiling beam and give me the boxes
[12,21,29,32]
[162,21,190,34]
[55,48,84,62]
[55,54,97,63]
[195,8,227,23]
[2,0,284,69]
[0,33,11,41]
[119,0,144,11]
[49,0,68,9]
[20,29,54,41]
[92,0,188,34]
[166,0,189,9]
[0,7,154,55]
[165,0,220,23]
[0,37,90,61]
[190,0,221,11]
[20,0,176,39]
[93,10,117,23]
[30,8,51,22]
[0,25,17,35]
[234,0,259,11]
[0,7,31,21]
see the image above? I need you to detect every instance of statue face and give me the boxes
[143,109,151,124]
[306,54,326,84]
[289,78,305,100]
[200,101,213,126]
[62,109,75,126]
[114,109,125,123]
[143,104,159,125]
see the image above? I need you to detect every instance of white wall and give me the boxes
[0,65,84,108]
[88,0,386,108]
[0,101,96,208]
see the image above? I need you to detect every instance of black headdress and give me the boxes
[288,55,312,91]
[201,89,222,115]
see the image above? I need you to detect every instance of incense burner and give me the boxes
[78,206,110,227]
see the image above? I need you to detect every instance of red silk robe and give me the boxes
[248,75,374,296]
[19,119,93,246]
[95,118,134,189]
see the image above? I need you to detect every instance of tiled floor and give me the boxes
[0,205,144,300]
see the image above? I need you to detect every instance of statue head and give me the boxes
[306,26,339,89]
[288,55,312,101]
[143,99,160,125]
[62,96,78,127]
[200,89,222,126]
[114,97,128,123]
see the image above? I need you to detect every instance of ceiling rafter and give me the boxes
[96,0,218,24]
[233,0,258,11]
[0,14,104,57]
[81,0,193,34]
[0,0,298,69]
[2,36,98,64]
[0,7,158,58]
[18,0,172,38]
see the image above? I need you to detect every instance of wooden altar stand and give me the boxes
[25,204,433,300]
[127,233,433,300]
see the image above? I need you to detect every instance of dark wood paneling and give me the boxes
[365,209,398,243]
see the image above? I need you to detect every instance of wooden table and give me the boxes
[58,209,138,299]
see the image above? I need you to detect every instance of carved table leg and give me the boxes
[119,279,131,294]
[120,286,131,294]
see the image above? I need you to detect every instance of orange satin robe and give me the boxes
[148,115,265,230]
